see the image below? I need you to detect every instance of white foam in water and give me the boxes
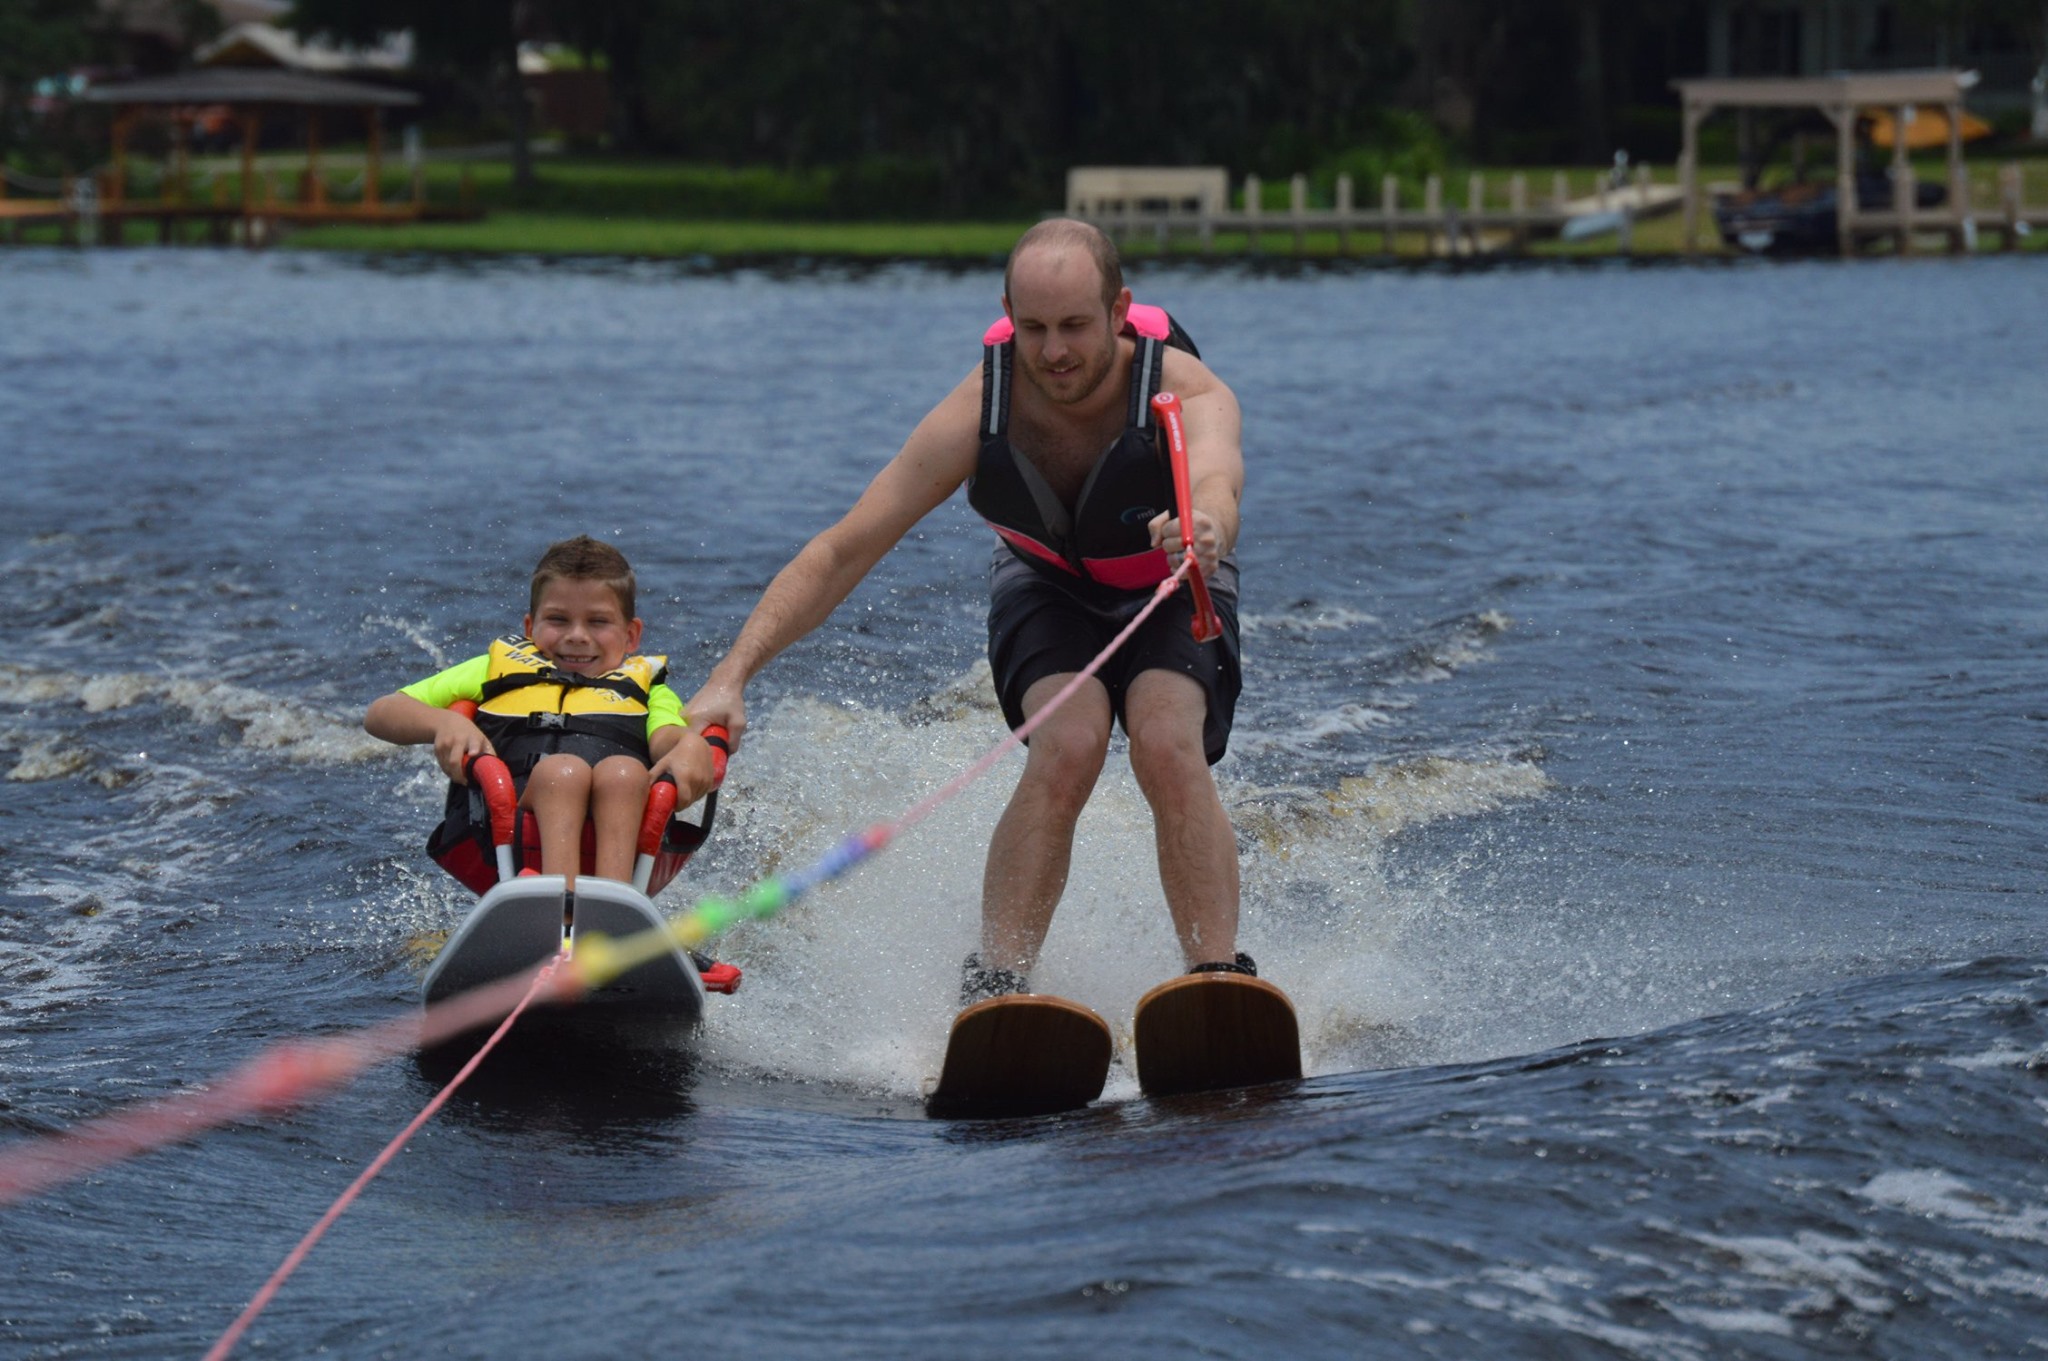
[2,661,386,766]
[360,614,455,672]
[1859,1169,2048,1245]
[1238,604,1383,636]
[689,669,1552,1097]
[1231,700,1406,755]
[0,871,160,1026]
[1941,1045,2047,1073]
[1234,609,1512,755]
[4,732,91,783]
[0,663,79,706]
[694,692,1059,1095]
[1685,1228,1894,1316]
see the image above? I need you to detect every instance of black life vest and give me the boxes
[967,302,1200,594]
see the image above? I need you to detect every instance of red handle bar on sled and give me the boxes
[635,725,731,891]
[1149,391,1223,644]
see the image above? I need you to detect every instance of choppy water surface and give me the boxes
[1,248,2044,1358]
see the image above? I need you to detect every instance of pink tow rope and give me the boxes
[0,558,1206,1356]
[202,956,564,1360]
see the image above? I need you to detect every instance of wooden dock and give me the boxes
[1075,167,1687,258]
[0,65,470,247]
[0,166,477,247]
[1071,163,2043,258]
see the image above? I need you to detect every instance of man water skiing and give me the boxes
[688,218,1249,1004]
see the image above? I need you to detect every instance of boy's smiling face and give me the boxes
[525,578,642,676]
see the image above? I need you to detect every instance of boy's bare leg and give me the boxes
[590,755,653,881]
[522,754,595,888]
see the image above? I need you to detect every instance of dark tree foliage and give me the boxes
[290,0,540,189]
[1408,0,1711,164]
[1901,0,2048,62]
[597,0,1414,213]
[18,1,2037,210]
[0,0,95,163]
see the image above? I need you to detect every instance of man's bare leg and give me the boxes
[1124,669,1238,967]
[979,674,1113,974]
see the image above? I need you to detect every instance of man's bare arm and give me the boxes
[689,372,984,741]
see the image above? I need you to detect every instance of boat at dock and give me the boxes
[1715,169,1947,254]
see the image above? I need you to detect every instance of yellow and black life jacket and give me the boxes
[471,634,666,776]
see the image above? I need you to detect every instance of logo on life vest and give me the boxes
[1120,505,1161,525]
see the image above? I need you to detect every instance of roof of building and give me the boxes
[80,67,418,107]
[1672,70,1976,110]
[194,21,412,74]
[94,0,290,46]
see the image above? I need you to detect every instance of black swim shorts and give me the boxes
[985,551,1242,765]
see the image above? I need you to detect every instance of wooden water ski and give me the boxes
[926,994,1112,1119]
[1133,973,1302,1098]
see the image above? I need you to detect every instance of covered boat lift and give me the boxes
[1671,70,1974,255]
[1674,70,1979,256]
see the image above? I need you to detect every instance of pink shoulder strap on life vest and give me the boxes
[982,301,1170,347]
[1124,303,1170,339]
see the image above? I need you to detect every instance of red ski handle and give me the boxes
[700,724,731,787]
[1150,391,1222,644]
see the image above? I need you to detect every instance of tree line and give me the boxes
[5,0,2042,212]
[284,0,1417,209]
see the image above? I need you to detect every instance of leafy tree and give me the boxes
[0,0,94,166]
[542,0,668,153]
[619,0,1414,213]
[290,0,539,190]
[1900,0,2048,65]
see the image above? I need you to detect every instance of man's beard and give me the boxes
[1020,334,1117,405]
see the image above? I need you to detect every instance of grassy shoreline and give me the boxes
[280,214,1036,258]
[7,153,2042,259]
[283,212,2044,262]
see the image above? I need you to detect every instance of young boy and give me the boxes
[365,535,715,888]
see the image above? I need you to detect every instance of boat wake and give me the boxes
[673,665,1555,1100]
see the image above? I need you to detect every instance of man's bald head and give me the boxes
[1004,219,1124,313]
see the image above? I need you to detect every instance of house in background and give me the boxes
[194,21,412,79]
[92,0,291,75]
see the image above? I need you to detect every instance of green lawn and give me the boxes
[285,213,1032,257]
[10,150,2044,260]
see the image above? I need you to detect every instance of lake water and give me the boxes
[2,247,2045,1358]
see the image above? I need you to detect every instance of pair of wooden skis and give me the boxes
[930,393,1276,1118]
[926,972,1301,1119]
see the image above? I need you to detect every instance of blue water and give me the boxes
[1,248,2045,1358]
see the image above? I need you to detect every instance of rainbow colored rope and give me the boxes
[570,560,1192,993]
[2,559,1197,1356]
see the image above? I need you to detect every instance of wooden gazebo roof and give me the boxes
[79,68,419,215]
[81,68,417,108]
